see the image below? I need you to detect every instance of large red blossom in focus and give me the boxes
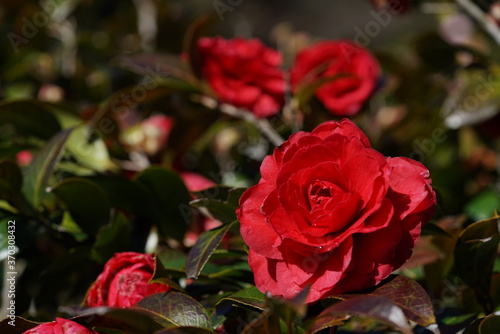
[85,252,170,308]
[198,37,286,118]
[291,41,380,117]
[237,119,436,303]
[22,318,97,334]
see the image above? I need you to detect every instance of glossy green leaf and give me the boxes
[477,314,500,333]
[463,313,500,334]
[0,100,62,139]
[191,187,246,225]
[241,307,281,334]
[135,292,212,329]
[330,275,436,328]
[65,125,117,173]
[310,295,412,334]
[22,128,73,208]
[0,159,22,191]
[134,166,191,241]
[50,178,111,235]
[0,159,28,211]
[465,190,500,222]
[218,286,267,311]
[60,211,87,242]
[150,255,185,292]
[442,313,477,326]
[421,222,451,237]
[86,175,158,218]
[185,220,237,279]
[0,316,40,334]
[463,317,481,334]
[244,290,309,334]
[458,215,500,242]
[91,212,132,263]
[204,261,251,279]
[183,15,214,80]
[455,215,500,307]
[71,307,164,334]
[367,275,436,327]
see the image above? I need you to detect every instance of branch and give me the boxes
[199,96,285,147]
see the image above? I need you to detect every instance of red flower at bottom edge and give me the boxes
[85,252,170,308]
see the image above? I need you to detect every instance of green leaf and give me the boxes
[477,314,500,333]
[71,307,164,334]
[185,220,237,279]
[50,178,111,235]
[22,128,73,208]
[329,275,436,329]
[155,327,217,334]
[455,215,500,308]
[465,190,500,222]
[0,316,40,334]
[91,212,132,263]
[65,125,117,173]
[0,159,29,211]
[150,255,185,292]
[183,15,214,80]
[135,292,212,329]
[244,290,309,334]
[0,99,62,139]
[134,167,192,241]
[86,175,158,218]
[60,211,88,242]
[204,261,251,279]
[241,306,281,334]
[421,222,451,237]
[218,287,267,311]
[309,295,412,334]
[191,187,246,225]
[158,250,188,271]
[441,313,477,326]
[0,159,22,191]
[366,275,436,327]
[463,313,500,334]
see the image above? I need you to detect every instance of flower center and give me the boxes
[118,272,142,293]
[308,180,345,210]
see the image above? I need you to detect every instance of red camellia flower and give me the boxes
[85,252,170,308]
[237,119,436,303]
[198,37,286,118]
[23,318,97,334]
[290,41,380,117]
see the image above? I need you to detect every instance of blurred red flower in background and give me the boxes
[291,41,380,117]
[198,37,286,118]
[85,252,170,308]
